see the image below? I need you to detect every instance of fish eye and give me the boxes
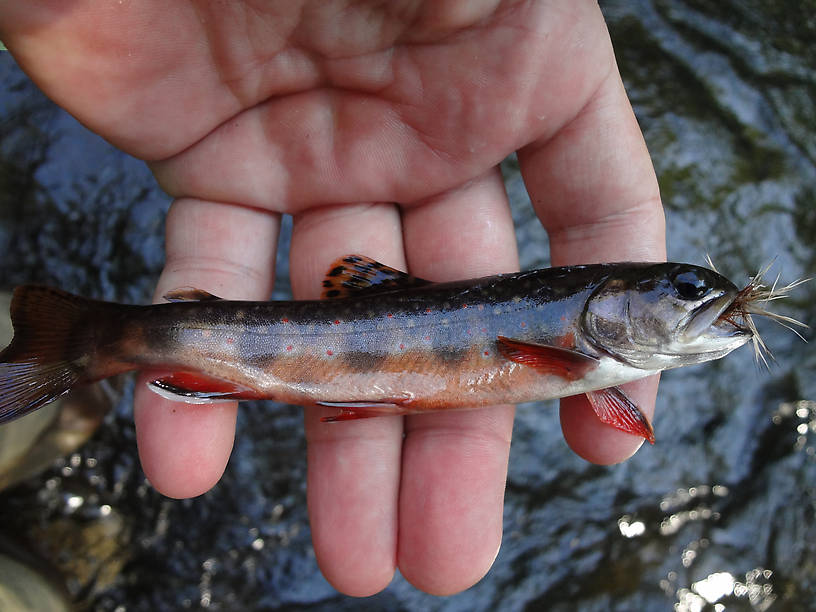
[670,269,713,301]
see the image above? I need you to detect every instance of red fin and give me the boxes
[585,387,655,443]
[318,400,413,421]
[496,336,599,381]
[148,372,261,403]
[162,287,223,302]
[321,255,431,299]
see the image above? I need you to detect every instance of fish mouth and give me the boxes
[681,291,752,346]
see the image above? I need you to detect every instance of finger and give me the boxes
[518,54,666,463]
[134,198,279,498]
[294,202,405,597]
[398,169,518,595]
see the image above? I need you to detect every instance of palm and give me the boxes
[2,0,665,597]
[7,2,610,207]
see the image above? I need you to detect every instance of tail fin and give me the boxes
[0,286,109,424]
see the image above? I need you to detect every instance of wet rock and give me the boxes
[0,536,71,612]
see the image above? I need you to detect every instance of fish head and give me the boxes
[582,263,752,370]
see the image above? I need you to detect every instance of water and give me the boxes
[0,1,814,610]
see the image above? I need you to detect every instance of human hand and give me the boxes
[0,0,664,596]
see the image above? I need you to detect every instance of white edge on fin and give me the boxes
[147,380,231,405]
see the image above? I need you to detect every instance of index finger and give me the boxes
[518,59,666,463]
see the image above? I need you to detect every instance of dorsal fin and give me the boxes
[162,287,223,302]
[321,255,431,299]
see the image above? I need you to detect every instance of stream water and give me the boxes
[0,1,814,610]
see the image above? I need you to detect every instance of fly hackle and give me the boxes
[718,262,810,367]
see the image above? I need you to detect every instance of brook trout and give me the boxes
[0,255,801,442]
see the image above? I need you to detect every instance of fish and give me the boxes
[0,255,805,443]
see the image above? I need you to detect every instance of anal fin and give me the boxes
[585,386,655,444]
[148,372,261,404]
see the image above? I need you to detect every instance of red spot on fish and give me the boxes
[334,320,340,325]
[286,345,293,351]
[484,350,490,356]
[462,304,468,309]
[326,350,333,356]
[424,335,431,341]
[282,317,290,323]
[226,337,235,344]
[387,313,394,318]
[425,308,432,314]
[399,343,405,350]
[520,321,527,328]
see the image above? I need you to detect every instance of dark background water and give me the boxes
[0,1,814,610]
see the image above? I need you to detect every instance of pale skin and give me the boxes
[0,0,665,597]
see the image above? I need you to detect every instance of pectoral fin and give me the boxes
[585,386,655,444]
[496,336,599,381]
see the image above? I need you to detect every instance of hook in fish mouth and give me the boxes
[714,262,809,367]
[683,291,748,340]
[672,290,753,363]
